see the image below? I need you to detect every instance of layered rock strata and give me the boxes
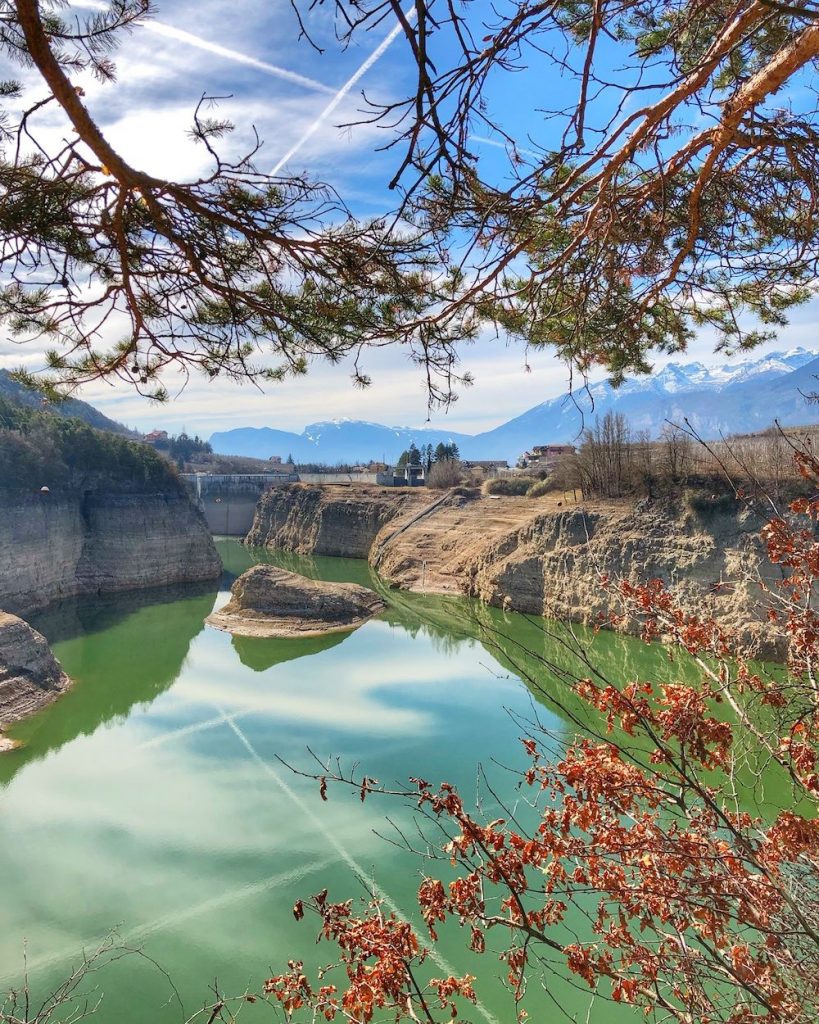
[0,612,71,751]
[245,484,429,558]
[0,488,222,616]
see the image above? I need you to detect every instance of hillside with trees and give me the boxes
[0,398,180,494]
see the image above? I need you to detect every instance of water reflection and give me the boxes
[0,540,788,1024]
[0,581,218,782]
[230,631,349,672]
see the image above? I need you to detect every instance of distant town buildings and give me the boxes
[268,455,296,474]
[144,429,168,444]
[517,444,575,471]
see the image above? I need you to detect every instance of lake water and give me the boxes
[0,539,758,1023]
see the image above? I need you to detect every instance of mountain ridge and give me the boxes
[209,349,819,464]
[0,370,137,437]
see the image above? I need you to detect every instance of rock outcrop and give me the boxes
[464,498,775,645]
[0,488,222,616]
[246,485,779,644]
[245,484,429,558]
[0,612,71,751]
[206,564,386,637]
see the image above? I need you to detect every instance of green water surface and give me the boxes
[0,540,784,1023]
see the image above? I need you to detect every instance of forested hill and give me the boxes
[0,371,136,437]
[0,398,180,494]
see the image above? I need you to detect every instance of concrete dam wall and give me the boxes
[182,474,298,536]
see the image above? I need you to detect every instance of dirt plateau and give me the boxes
[248,484,777,648]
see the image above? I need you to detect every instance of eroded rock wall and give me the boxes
[246,484,428,559]
[246,484,778,643]
[463,500,774,643]
[0,488,222,616]
[0,612,71,748]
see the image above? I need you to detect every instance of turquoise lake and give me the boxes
[0,538,726,1023]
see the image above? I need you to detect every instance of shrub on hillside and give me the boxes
[685,489,738,521]
[483,476,537,496]
[427,460,464,489]
[526,478,552,498]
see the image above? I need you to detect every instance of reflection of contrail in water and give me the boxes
[124,855,337,944]
[222,713,502,1024]
[270,6,416,176]
[0,858,333,987]
[136,709,244,750]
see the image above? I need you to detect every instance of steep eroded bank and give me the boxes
[0,399,222,616]
[245,484,429,558]
[0,612,71,750]
[246,485,776,643]
[0,488,222,616]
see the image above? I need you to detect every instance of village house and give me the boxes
[517,444,575,471]
[268,455,297,474]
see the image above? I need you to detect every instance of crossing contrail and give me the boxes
[140,21,336,95]
[75,3,335,95]
[222,711,502,1024]
[270,5,416,175]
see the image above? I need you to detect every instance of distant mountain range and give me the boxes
[209,349,819,464]
[0,370,136,436]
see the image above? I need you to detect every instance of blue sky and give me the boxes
[1,0,817,437]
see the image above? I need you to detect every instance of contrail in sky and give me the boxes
[270,6,416,175]
[141,21,336,95]
[469,134,542,160]
[76,2,335,95]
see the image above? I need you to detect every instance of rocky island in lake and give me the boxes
[206,564,386,638]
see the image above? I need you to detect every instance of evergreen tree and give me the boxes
[4,1,819,401]
[1,0,472,403]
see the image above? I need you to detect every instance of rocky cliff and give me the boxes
[245,484,429,558]
[246,485,777,643]
[0,612,71,751]
[463,498,773,639]
[0,488,222,616]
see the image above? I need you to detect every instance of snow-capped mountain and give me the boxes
[209,349,819,464]
[209,419,474,466]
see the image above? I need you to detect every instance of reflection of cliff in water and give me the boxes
[380,585,701,738]
[230,630,349,672]
[0,581,217,783]
[381,582,789,817]
[216,538,376,589]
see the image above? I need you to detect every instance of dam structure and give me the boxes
[182,473,298,536]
